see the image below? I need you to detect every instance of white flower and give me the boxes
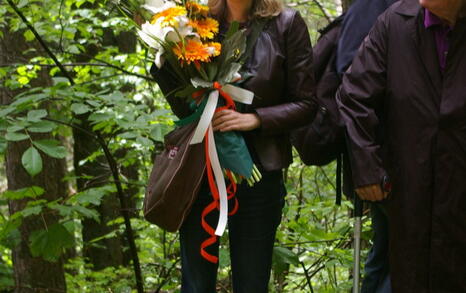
[143,0,176,14]
[165,16,198,42]
[138,20,176,68]
[138,20,174,48]
[154,51,165,68]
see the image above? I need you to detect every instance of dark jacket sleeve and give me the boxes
[255,11,317,135]
[336,12,389,188]
[150,64,193,119]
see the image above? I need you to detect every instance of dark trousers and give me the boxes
[179,170,286,293]
[361,203,391,293]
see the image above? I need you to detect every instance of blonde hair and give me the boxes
[208,0,283,20]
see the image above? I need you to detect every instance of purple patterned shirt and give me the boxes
[424,9,452,72]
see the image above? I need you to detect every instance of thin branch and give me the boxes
[300,261,314,293]
[0,62,155,81]
[96,132,144,293]
[5,3,145,290]
[287,0,332,23]
[6,0,75,85]
[63,52,156,81]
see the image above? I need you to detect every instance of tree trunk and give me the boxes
[72,2,138,269]
[341,0,353,12]
[1,27,67,293]
[73,115,126,269]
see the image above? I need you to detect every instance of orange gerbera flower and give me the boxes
[207,42,221,57]
[173,39,213,64]
[189,17,219,39]
[151,6,187,27]
[186,2,209,17]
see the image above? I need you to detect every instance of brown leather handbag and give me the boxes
[143,122,206,232]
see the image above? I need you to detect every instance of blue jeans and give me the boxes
[179,170,286,293]
[361,203,391,293]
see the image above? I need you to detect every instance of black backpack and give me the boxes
[290,15,348,204]
[291,15,345,166]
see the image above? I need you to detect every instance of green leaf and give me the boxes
[206,62,219,81]
[29,223,74,262]
[5,132,29,141]
[73,206,100,222]
[32,139,66,159]
[49,203,74,217]
[225,21,240,39]
[0,107,15,117]
[273,247,300,266]
[0,217,22,249]
[20,206,43,217]
[17,0,28,8]
[0,137,6,154]
[74,187,108,206]
[27,121,56,133]
[27,109,47,122]
[21,146,43,177]
[88,112,113,123]
[2,186,45,200]
[23,30,34,42]
[175,85,197,98]
[52,77,70,86]
[70,103,91,115]
[190,77,212,89]
[7,125,24,132]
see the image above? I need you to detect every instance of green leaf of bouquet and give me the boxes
[218,62,242,85]
[2,186,45,200]
[32,139,67,159]
[206,62,218,81]
[5,132,29,142]
[175,85,197,98]
[21,147,43,177]
[191,77,212,89]
[29,223,74,262]
[27,109,47,122]
[225,21,240,39]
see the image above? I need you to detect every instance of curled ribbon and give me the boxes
[188,81,253,263]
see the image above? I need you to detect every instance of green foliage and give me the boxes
[29,223,74,262]
[21,146,43,176]
[0,0,371,292]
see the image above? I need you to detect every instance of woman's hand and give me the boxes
[212,109,261,132]
[355,184,388,201]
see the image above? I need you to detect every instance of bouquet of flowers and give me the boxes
[116,0,262,261]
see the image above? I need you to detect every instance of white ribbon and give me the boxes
[188,83,254,236]
[207,126,229,236]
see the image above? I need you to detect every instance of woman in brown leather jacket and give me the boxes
[152,0,316,291]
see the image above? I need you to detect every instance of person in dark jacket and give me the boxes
[336,1,398,292]
[151,0,317,291]
[337,0,466,291]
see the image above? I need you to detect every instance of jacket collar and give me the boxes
[395,0,421,17]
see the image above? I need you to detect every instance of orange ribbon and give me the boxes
[199,81,239,264]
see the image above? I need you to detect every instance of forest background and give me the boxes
[0,0,370,292]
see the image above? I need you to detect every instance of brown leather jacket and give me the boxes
[152,8,317,171]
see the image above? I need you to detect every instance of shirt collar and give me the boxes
[424,8,450,28]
